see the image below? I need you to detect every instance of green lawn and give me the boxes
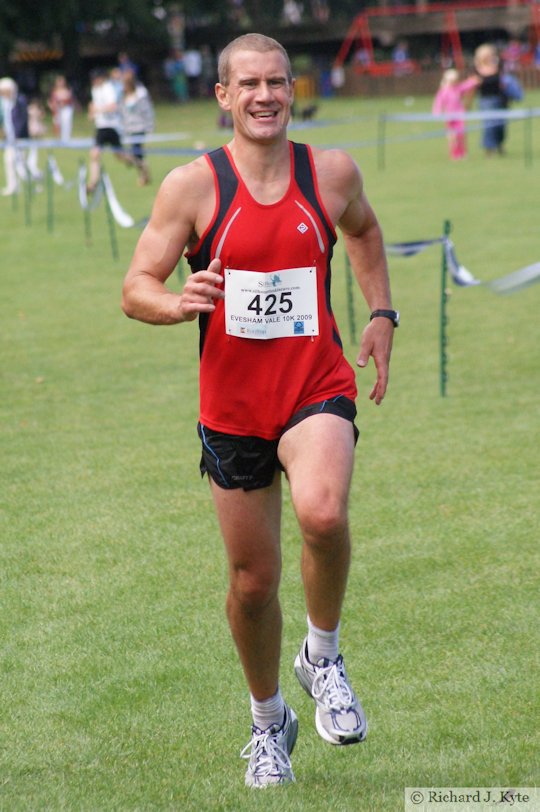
[1,91,539,811]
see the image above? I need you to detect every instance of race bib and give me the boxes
[225,267,319,340]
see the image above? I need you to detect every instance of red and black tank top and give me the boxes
[186,141,356,440]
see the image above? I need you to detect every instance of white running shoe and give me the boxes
[294,638,368,745]
[241,703,298,788]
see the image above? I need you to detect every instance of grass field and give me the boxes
[1,90,539,811]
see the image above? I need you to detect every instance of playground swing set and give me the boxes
[333,0,540,76]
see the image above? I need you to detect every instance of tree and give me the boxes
[0,0,169,78]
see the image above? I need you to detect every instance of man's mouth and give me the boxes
[251,111,277,119]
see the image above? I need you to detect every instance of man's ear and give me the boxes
[215,83,231,111]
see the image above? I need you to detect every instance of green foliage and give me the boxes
[1,92,539,810]
[0,0,169,75]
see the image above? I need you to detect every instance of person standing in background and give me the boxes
[164,49,188,103]
[0,77,28,195]
[27,96,47,180]
[120,71,154,186]
[118,51,139,78]
[474,43,523,156]
[48,75,75,142]
[183,49,203,99]
[432,68,478,160]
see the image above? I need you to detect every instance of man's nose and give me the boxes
[255,81,273,100]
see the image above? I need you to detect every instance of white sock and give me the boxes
[307,615,340,663]
[250,688,285,731]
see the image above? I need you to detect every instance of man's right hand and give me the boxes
[179,258,225,322]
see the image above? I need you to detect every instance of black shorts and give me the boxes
[95,128,122,149]
[198,396,359,491]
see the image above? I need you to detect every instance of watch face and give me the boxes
[394,311,400,326]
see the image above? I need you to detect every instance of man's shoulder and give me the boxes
[151,155,216,237]
[162,154,214,197]
[309,144,358,173]
[288,140,358,178]
[308,145,361,196]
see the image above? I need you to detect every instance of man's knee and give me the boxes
[229,565,280,614]
[296,494,348,546]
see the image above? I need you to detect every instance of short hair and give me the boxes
[90,68,107,82]
[218,33,292,86]
[474,44,499,71]
[0,77,17,95]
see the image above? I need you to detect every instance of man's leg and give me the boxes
[278,413,355,630]
[278,413,367,745]
[210,474,299,786]
[88,145,102,192]
[210,474,283,700]
[114,147,132,168]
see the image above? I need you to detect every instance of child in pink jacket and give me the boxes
[432,68,479,159]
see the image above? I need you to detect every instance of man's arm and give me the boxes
[316,148,394,404]
[121,158,225,325]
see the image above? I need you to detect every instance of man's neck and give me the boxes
[227,137,291,204]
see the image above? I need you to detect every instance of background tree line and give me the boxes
[0,0,441,77]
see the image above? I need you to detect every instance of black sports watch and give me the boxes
[370,309,400,327]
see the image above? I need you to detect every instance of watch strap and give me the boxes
[370,309,399,327]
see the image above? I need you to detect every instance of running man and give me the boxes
[122,33,398,788]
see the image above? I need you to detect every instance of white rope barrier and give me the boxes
[383,107,540,123]
[100,172,135,228]
[487,262,540,294]
[77,164,103,212]
[47,155,65,186]
[0,132,190,151]
[1,124,538,285]
[76,164,136,227]
[386,236,540,294]
[386,237,481,287]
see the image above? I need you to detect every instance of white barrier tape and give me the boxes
[47,155,65,186]
[78,164,103,211]
[386,237,481,287]
[0,132,189,151]
[15,151,28,181]
[387,236,539,293]
[487,262,540,294]
[386,237,443,256]
[384,107,540,123]
[100,171,135,228]
[444,239,481,287]
[77,164,136,227]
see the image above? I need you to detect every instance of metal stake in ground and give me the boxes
[344,253,357,346]
[440,219,451,397]
[46,154,54,233]
[24,164,32,227]
[80,160,93,246]
[102,172,119,261]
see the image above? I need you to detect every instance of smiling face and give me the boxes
[215,48,295,145]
